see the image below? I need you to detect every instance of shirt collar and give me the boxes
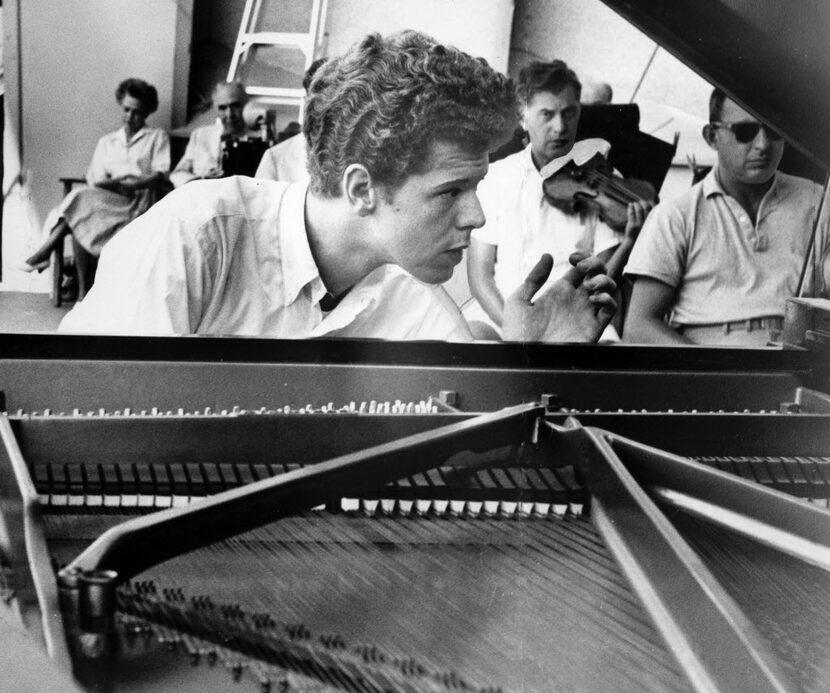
[116,126,150,146]
[703,166,780,199]
[521,144,539,177]
[276,183,327,307]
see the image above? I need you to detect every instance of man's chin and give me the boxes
[412,264,455,285]
[742,167,777,185]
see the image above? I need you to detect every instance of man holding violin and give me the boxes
[465,60,653,339]
[624,88,827,346]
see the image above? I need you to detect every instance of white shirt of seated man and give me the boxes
[466,138,621,338]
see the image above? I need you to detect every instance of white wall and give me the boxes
[324,0,514,74]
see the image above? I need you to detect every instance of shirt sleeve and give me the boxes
[254,147,278,180]
[593,219,623,254]
[623,198,689,288]
[170,132,200,187]
[85,136,110,185]
[149,130,171,175]
[58,195,214,335]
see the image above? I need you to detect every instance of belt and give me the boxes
[681,317,784,335]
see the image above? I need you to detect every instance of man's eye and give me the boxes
[442,188,461,198]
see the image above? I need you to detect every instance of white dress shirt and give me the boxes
[59,178,473,341]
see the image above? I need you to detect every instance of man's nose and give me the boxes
[462,192,486,231]
[753,126,773,149]
[550,113,567,134]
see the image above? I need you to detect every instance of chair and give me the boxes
[51,177,97,307]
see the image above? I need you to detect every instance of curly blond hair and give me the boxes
[303,31,517,197]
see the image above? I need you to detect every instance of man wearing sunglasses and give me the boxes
[623,87,826,346]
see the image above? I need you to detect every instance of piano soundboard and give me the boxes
[1,336,830,692]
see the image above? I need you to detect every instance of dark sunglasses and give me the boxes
[710,120,784,143]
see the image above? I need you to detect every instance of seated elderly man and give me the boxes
[59,31,616,343]
[170,81,265,186]
[624,88,828,346]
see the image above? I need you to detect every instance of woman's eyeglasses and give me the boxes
[710,121,784,143]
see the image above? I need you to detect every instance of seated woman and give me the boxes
[20,77,170,299]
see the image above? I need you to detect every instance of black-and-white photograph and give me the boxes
[0,1,829,691]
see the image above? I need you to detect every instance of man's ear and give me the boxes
[702,123,718,150]
[342,164,377,216]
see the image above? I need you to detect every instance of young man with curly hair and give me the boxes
[60,31,616,342]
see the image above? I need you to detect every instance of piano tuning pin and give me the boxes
[230,662,243,681]
[207,649,218,666]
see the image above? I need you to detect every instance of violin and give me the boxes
[542,152,656,228]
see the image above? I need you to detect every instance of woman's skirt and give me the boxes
[59,186,158,256]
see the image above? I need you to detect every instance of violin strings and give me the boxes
[583,169,642,205]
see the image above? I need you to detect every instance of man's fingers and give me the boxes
[512,253,554,302]
[589,291,618,326]
[583,273,617,296]
[561,253,606,287]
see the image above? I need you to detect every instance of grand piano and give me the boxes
[2,2,830,692]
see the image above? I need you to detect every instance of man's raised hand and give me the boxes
[502,252,617,342]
